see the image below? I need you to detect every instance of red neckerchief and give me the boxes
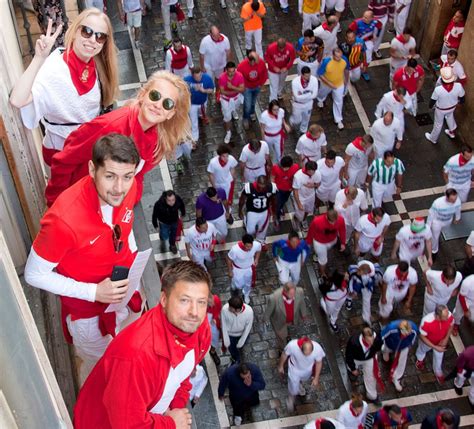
[367,212,377,225]
[238,241,250,251]
[344,187,350,195]
[212,34,225,43]
[349,403,361,417]
[282,289,294,304]
[361,336,371,348]
[63,49,97,95]
[301,76,309,89]
[393,91,402,102]
[436,413,443,429]
[297,336,311,348]
[314,419,324,429]
[442,82,455,93]
[396,34,408,44]
[268,110,278,119]
[218,157,228,167]
[322,22,331,32]
[302,168,312,177]
[395,267,409,281]
[306,131,318,141]
[459,153,469,166]
[352,136,365,151]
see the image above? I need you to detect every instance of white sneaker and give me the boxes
[298,384,306,396]
[244,294,250,304]
[317,100,324,108]
[224,130,231,144]
[337,121,344,130]
[234,416,242,426]
[425,132,437,144]
[220,0,227,8]
[187,10,193,18]
[232,110,239,121]
[444,129,455,139]
[393,379,403,392]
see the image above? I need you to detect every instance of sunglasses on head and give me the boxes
[112,224,123,253]
[80,25,108,44]
[148,89,176,110]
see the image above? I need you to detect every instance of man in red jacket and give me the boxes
[74,261,212,429]
[24,134,143,385]
[264,37,296,102]
[306,209,346,277]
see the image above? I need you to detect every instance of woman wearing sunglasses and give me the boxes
[45,70,191,207]
[10,8,118,166]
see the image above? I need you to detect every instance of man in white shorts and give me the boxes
[199,26,232,84]
[379,261,418,322]
[184,217,217,269]
[453,274,474,335]
[296,124,327,167]
[423,266,462,316]
[278,337,325,412]
[316,150,345,206]
[334,186,368,244]
[292,160,321,231]
[391,217,432,265]
[239,139,271,183]
[370,111,403,159]
[226,234,261,303]
[354,207,391,260]
[272,231,310,285]
[119,0,145,49]
[442,145,474,203]
[343,135,374,187]
[290,67,319,134]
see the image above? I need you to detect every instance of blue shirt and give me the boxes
[184,73,214,105]
[381,320,418,351]
[217,363,266,401]
[272,239,310,263]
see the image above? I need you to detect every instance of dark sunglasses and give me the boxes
[112,224,123,253]
[148,89,176,110]
[80,25,108,44]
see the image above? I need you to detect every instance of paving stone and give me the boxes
[269,398,281,409]
[419,372,437,384]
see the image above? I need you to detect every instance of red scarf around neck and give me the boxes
[459,153,469,166]
[367,212,377,225]
[396,34,409,44]
[306,131,318,141]
[297,336,311,348]
[442,82,455,92]
[301,76,309,89]
[349,402,361,417]
[218,157,228,167]
[268,110,279,119]
[63,49,97,95]
[352,136,365,151]
[395,267,408,280]
[238,241,250,251]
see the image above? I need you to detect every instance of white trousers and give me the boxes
[302,12,323,33]
[358,235,383,257]
[428,219,450,254]
[265,133,284,162]
[429,107,457,143]
[316,184,340,204]
[276,258,302,285]
[268,71,288,101]
[290,101,313,133]
[354,358,378,400]
[246,210,270,242]
[423,293,450,317]
[447,183,470,203]
[232,266,253,300]
[371,180,396,208]
[161,3,174,40]
[348,166,367,188]
[221,95,243,122]
[208,213,228,242]
[320,295,346,324]
[210,320,221,349]
[379,289,407,318]
[288,364,312,395]
[313,238,337,266]
[455,370,474,405]
[296,59,319,76]
[382,345,409,382]
[360,288,373,324]
[190,103,206,141]
[416,340,444,377]
[294,195,316,221]
[192,250,213,268]
[317,83,344,123]
[395,7,410,35]
[349,66,362,82]
[373,15,388,51]
[175,141,192,160]
[172,67,191,79]
[244,166,266,183]
[245,29,263,57]
[454,296,474,324]
[279,0,288,8]
[365,40,374,64]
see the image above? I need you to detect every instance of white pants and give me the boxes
[325,0,344,12]
[192,250,213,268]
[320,295,346,324]
[246,210,270,242]
[276,258,302,284]
[429,107,457,143]
[423,293,450,317]
[67,308,130,385]
[316,184,340,204]
[360,288,373,324]
[288,364,312,396]
[313,238,337,266]
[265,132,284,162]
[416,340,445,376]
[205,67,225,82]
[245,29,263,57]
[349,66,362,83]
[302,12,323,33]
[217,180,233,207]
[373,15,388,51]
[232,266,253,300]
[455,370,474,405]
[358,235,383,257]
[172,67,191,79]
[210,320,221,349]
[279,0,288,9]
[221,94,243,122]
[317,83,344,123]
[371,180,396,208]
[379,289,407,318]
[428,219,450,254]
[454,296,474,324]
[354,358,378,400]
[268,70,288,101]
[296,59,319,76]
[294,195,316,221]
[208,213,228,242]
[447,183,470,203]
[382,345,409,382]
[186,0,194,13]
[348,166,367,188]
[365,40,374,64]
[244,166,267,183]
[190,103,207,141]
[395,6,410,35]
[290,101,313,133]
[161,3,174,40]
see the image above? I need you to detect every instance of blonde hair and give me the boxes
[64,8,119,106]
[135,71,192,163]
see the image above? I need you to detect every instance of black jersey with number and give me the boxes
[243,182,277,213]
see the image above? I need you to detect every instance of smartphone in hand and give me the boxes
[111,266,129,282]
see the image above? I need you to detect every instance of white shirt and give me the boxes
[395,224,432,259]
[293,169,322,200]
[355,213,391,240]
[239,141,269,169]
[384,264,418,295]
[370,117,404,159]
[443,153,474,188]
[396,0,412,7]
[284,339,325,374]
[337,400,368,429]
[291,75,319,106]
[345,141,372,170]
[260,108,285,134]
[427,196,462,224]
[432,83,465,109]
[314,23,340,57]
[459,275,474,307]
[304,418,344,429]
[440,55,466,82]
[425,269,462,303]
[334,188,368,227]
[390,36,416,70]
[296,132,327,162]
[316,156,345,190]
[184,224,217,253]
[199,34,231,71]
[207,155,238,185]
[221,303,254,347]
[375,91,411,121]
[189,365,208,400]
[467,231,474,253]
[228,242,262,269]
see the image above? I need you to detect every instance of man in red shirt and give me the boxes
[271,155,299,225]
[24,134,143,385]
[306,209,346,277]
[237,50,268,129]
[264,37,296,102]
[415,304,454,384]
[442,10,465,55]
[392,58,425,116]
[74,261,212,429]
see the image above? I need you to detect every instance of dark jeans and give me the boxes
[276,190,292,218]
[159,221,178,246]
[243,87,260,119]
[229,335,242,363]
[230,391,260,419]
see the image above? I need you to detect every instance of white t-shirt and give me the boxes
[184,223,217,253]
[396,224,432,260]
[466,231,474,253]
[443,153,474,188]
[432,83,465,109]
[337,400,368,429]
[334,188,368,227]
[239,141,269,169]
[440,55,467,82]
[207,155,238,186]
[428,196,461,224]
[292,169,322,200]
[284,339,325,374]
[316,157,345,190]
[260,108,285,134]
[370,117,404,159]
[345,141,372,170]
[384,264,418,295]
[296,132,327,162]
[459,275,474,306]
[291,75,319,106]
[199,34,231,72]
[390,36,416,70]
[425,269,462,303]
[355,213,391,240]
[228,242,262,269]
[375,91,411,121]
[313,23,340,57]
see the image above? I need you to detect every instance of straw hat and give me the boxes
[440,67,456,83]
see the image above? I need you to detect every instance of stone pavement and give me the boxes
[107,0,474,427]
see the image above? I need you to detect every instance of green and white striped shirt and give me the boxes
[368,158,405,184]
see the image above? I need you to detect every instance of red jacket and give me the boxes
[264,42,296,73]
[306,214,346,245]
[45,104,159,207]
[237,57,268,89]
[74,305,211,429]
